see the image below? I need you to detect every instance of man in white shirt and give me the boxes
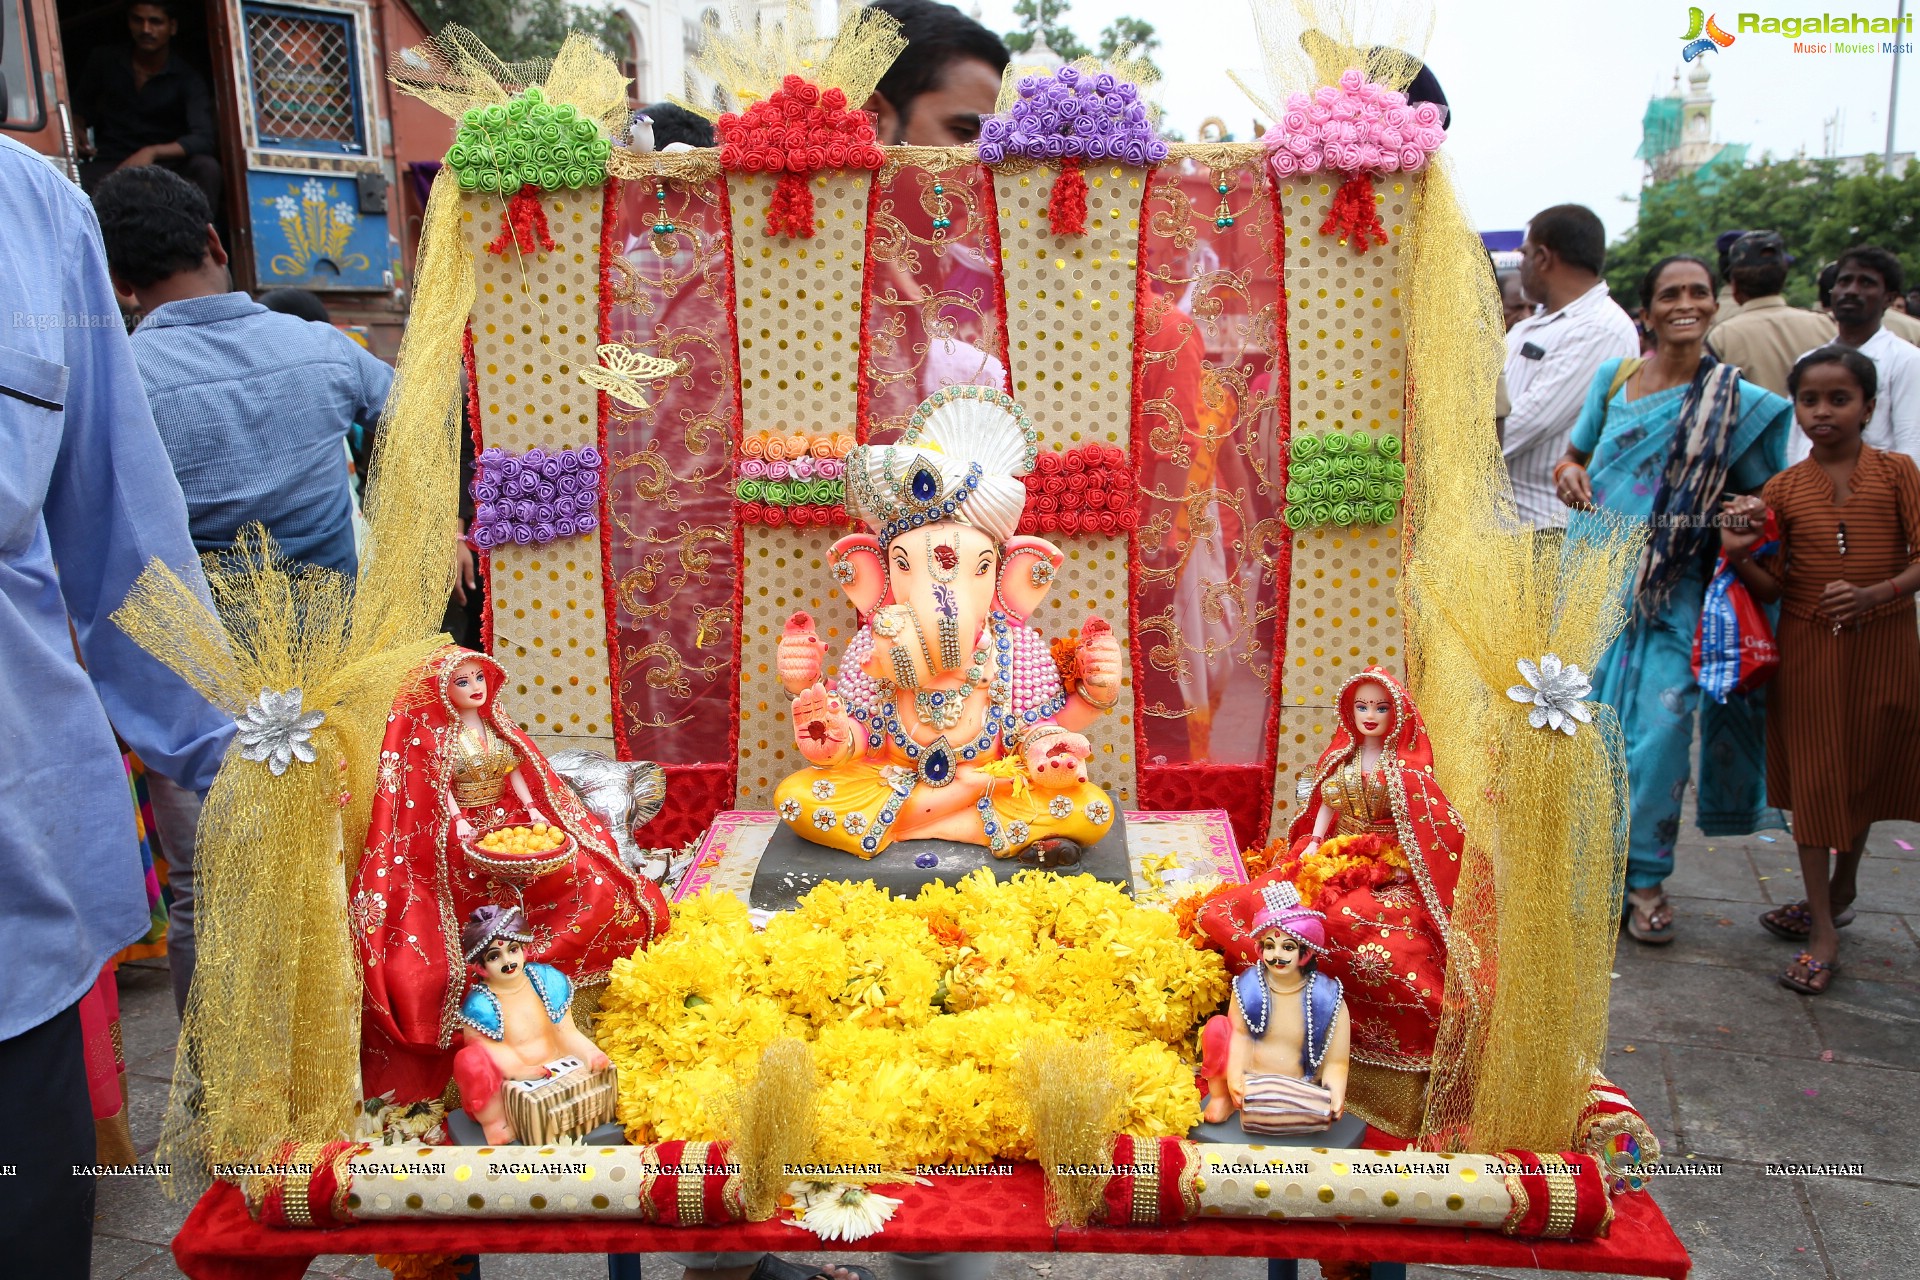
[1786,246,1920,466]
[1502,205,1641,528]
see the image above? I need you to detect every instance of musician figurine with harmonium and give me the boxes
[1200,883,1351,1134]
[452,905,619,1145]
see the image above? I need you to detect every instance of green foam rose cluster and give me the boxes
[1283,431,1406,529]
[735,478,847,507]
[446,86,613,194]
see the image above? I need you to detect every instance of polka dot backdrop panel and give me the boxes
[1276,175,1409,711]
[728,171,869,436]
[992,164,1145,448]
[1026,533,1136,805]
[1269,704,1342,838]
[1283,521,1404,704]
[463,186,616,743]
[733,522,858,807]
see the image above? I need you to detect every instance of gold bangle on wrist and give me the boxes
[1079,681,1120,711]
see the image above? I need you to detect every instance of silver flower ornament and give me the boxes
[1506,653,1593,736]
[236,687,326,775]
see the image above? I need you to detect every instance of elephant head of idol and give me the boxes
[832,387,1062,686]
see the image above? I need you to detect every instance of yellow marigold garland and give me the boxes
[597,872,1228,1170]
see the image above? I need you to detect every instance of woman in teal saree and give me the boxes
[1556,256,1791,943]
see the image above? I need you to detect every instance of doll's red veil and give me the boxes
[352,645,666,1116]
[1200,666,1465,973]
[1285,666,1463,928]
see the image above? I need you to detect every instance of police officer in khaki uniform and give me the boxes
[1707,231,1835,397]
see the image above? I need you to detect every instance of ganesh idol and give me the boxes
[1197,666,1467,1136]
[773,385,1125,861]
[351,645,667,1138]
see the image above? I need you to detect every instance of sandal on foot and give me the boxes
[1779,951,1837,995]
[1759,900,1856,940]
[1624,888,1676,945]
[751,1258,878,1280]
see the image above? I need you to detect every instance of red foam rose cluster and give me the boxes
[716,75,886,175]
[1017,443,1137,535]
[737,502,853,529]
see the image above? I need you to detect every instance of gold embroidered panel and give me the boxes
[864,160,1009,441]
[602,175,740,764]
[1133,162,1286,773]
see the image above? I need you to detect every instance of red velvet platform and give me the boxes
[173,1167,1691,1279]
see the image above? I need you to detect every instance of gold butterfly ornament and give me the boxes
[577,343,682,411]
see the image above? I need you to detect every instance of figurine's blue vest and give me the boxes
[1232,965,1342,1079]
[458,962,571,1041]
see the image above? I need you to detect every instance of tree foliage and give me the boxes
[1004,0,1162,79]
[408,0,630,66]
[1607,158,1920,309]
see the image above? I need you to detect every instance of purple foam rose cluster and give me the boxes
[975,64,1167,166]
[469,444,602,549]
[737,455,846,481]
[1266,68,1446,178]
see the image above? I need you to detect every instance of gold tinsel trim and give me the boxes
[1022,1034,1127,1228]
[679,0,906,120]
[729,1038,817,1221]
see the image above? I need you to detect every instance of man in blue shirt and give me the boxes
[94,164,392,578]
[90,164,393,1018]
[0,134,234,1276]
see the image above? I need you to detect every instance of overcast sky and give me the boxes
[968,0,1919,240]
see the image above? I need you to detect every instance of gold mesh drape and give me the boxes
[1231,0,1435,119]
[678,0,904,118]
[116,27,647,1195]
[1399,158,1645,1154]
[124,169,473,1197]
[389,25,632,143]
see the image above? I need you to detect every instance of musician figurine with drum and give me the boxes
[1199,882,1351,1134]
[453,905,619,1145]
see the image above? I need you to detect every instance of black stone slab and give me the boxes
[1187,1109,1368,1147]
[750,812,1133,910]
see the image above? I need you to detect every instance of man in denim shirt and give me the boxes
[92,164,392,1017]
[0,134,233,1277]
[95,165,391,578]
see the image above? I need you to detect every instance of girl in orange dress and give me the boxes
[1721,347,1920,995]
[1198,666,1466,1135]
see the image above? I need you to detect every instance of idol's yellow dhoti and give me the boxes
[774,747,1114,858]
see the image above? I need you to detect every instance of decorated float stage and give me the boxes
[124,3,1691,1277]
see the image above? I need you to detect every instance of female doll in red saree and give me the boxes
[1198,666,1466,1135]
[351,645,668,1138]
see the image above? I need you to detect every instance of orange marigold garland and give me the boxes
[716,74,887,239]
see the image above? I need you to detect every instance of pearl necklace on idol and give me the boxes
[849,610,1069,855]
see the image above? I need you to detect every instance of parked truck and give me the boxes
[4,0,455,357]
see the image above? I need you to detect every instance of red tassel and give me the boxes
[1319,171,1388,253]
[485,185,557,257]
[1047,156,1089,236]
[767,171,816,238]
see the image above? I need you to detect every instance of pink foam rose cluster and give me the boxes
[1265,68,1446,178]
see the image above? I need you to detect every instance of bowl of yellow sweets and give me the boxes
[462,821,577,882]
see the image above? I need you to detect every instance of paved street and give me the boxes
[94,815,1920,1279]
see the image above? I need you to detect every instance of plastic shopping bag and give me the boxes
[1693,516,1779,703]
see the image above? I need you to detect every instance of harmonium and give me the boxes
[504,1056,619,1144]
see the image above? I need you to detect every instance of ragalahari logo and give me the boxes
[1681,8,1738,58]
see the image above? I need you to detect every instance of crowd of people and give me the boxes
[1500,208,1920,992]
[3,0,1918,1273]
